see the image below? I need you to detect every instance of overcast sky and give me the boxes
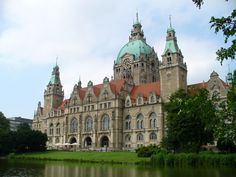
[0,0,235,119]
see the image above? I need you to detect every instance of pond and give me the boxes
[0,159,235,177]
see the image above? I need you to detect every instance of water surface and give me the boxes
[0,159,235,177]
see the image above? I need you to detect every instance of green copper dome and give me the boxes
[116,40,153,64]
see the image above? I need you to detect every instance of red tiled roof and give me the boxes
[79,88,86,100]
[221,79,229,89]
[188,80,229,89]
[110,79,125,95]
[93,84,103,97]
[60,99,69,111]
[188,82,208,88]
[130,82,160,101]
[76,79,125,100]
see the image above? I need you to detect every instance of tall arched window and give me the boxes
[56,123,60,135]
[125,115,131,130]
[70,118,78,133]
[150,132,157,140]
[125,134,131,142]
[149,112,157,129]
[55,137,60,144]
[49,123,54,135]
[85,117,93,132]
[102,114,110,130]
[136,114,144,129]
[137,133,143,141]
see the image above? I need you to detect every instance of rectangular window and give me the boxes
[100,104,102,109]
[104,103,107,109]
[108,102,111,108]
[91,105,94,111]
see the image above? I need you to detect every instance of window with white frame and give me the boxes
[136,114,144,129]
[125,115,132,130]
[102,114,110,130]
[85,117,93,132]
[149,112,157,129]
[70,117,78,133]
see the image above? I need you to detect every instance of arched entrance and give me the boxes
[84,137,92,148]
[69,137,77,144]
[101,136,109,147]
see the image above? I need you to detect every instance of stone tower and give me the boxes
[159,23,187,102]
[43,64,64,115]
[114,13,159,85]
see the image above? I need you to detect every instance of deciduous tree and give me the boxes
[163,89,217,153]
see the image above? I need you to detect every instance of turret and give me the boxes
[114,13,159,85]
[43,64,64,115]
[159,19,187,102]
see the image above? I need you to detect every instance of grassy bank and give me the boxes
[151,152,236,167]
[10,151,150,164]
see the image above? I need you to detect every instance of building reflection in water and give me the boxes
[44,162,162,177]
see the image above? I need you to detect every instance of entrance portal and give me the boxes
[69,137,77,144]
[84,137,92,148]
[101,136,109,147]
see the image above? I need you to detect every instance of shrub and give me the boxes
[217,137,236,153]
[135,144,163,157]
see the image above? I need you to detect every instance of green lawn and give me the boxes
[10,151,150,164]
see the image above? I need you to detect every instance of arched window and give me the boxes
[125,115,131,130]
[56,123,60,135]
[149,112,157,129]
[137,97,143,105]
[137,114,144,129]
[137,133,143,141]
[102,114,110,130]
[85,117,93,132]
[55,137,60,144]
[125,134,131,142]
[70,118,78,133]
[150,132,157,140]
[49,123,54,135]
[126,99,131,107]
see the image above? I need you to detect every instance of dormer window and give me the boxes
[125,96,131,107]
[103,90,108,100]
[137,95,143,105]
[149,93,156,104]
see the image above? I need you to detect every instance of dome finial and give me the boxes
[134,11,141,25]
[136,12,139,23]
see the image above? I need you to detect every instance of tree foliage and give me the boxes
[15,123,47,152]
[0,115,48,155]
[0,112,11,155]
[163,89,217,153]
[192,0,235,64]
[215,70,236,152]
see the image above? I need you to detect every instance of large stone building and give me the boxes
[32,14,229,150]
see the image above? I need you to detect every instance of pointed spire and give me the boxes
[78,76,82,88]
[130,12,144,41]
[169,15,172,29]
[56,56,58,66]
[133,11,141,25]
[167,15,175,32]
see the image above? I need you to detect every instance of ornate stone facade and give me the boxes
[32,14,229,150]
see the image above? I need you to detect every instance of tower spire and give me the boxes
[130,12,144,41]
[136,12,139,24]
[169,15,172,28]
[56,56,58,66]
